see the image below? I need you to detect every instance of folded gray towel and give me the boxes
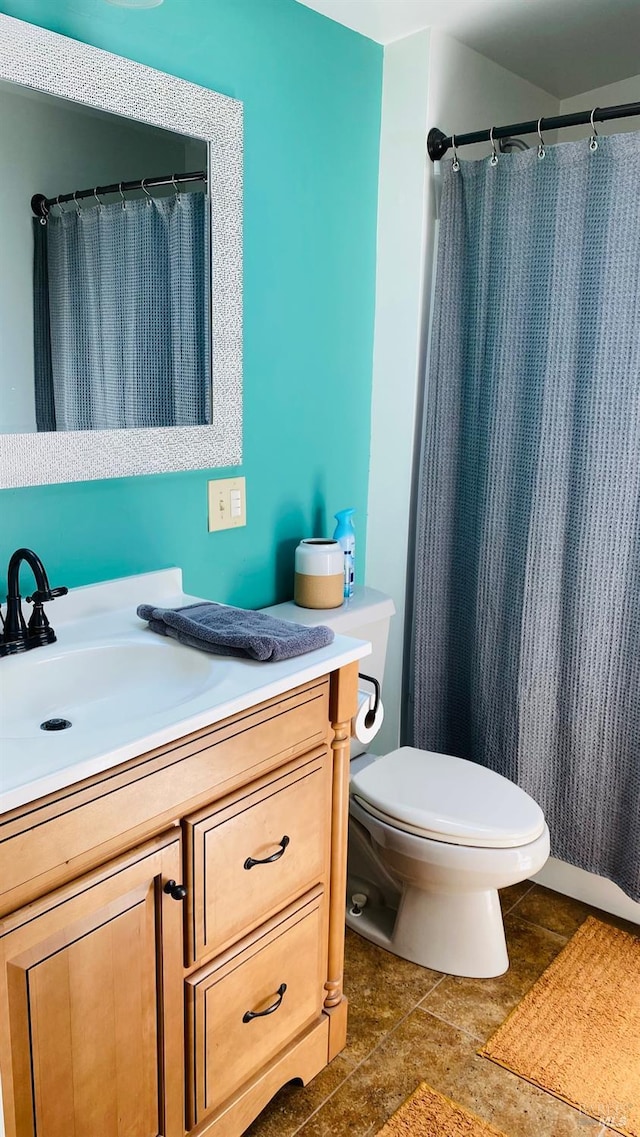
[136,601,334,662]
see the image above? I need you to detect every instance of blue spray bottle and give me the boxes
[333,508,355,599]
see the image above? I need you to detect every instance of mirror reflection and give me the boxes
[1,79,210,433]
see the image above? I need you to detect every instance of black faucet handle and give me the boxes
[26,586,69,604]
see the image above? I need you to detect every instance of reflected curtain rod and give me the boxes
[427,100,640,161]
[31,169,207,219]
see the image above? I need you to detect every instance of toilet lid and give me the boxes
[350,747,546,848]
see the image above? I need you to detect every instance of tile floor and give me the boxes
[246,883,639,1137]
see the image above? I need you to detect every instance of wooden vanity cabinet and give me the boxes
[0,663,358,1137]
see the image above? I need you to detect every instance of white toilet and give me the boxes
[262,587,550,979]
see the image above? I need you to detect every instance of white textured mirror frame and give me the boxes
[0,14,242,488]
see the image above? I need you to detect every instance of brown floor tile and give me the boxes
[499,880,535,914]
[295,1011,602,1137]
[512,885,597,937]
[340,928,444,1065]
[418,913,568,1040]
[514,885,640,940]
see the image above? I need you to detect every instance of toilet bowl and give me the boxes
[261,589,550,979]
[348,747,549,977]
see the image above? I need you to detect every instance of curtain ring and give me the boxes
[141,178,152,201]
[171,173,179,193]
[489,126,498,167]
[537,118,546,159]
[119,182,127,210]
[451,134,460,172]
[93,187,102,212]
[55,194,64,216]
[589,107,599,152]
[73,190,82,215]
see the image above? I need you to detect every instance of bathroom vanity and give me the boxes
[0,571,369,1137]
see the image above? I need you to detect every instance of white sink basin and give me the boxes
[0,636,218,739]
[0,569,370,814]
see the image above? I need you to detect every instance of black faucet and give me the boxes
[0,548,68,657]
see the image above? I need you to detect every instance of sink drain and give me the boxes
[40,717,72,731]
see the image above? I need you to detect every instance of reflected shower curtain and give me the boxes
[410,134,640,900]
[34,192,209,430]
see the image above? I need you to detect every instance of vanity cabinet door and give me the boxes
[0,832,184,1137]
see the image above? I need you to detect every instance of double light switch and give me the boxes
[208,477,247,532]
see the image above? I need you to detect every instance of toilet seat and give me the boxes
[350,746,545,849]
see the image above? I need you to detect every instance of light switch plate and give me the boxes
[208,476,246,532]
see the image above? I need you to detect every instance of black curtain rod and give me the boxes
[31,169,207,218]
[427,100,640,161]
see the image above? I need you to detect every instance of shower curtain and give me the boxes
[410,133,640,901]
[34,192,210,431]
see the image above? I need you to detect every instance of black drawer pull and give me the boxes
[244,835,290,871]
[242,983,287,1023]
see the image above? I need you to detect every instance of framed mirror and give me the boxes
[0,14,242,488]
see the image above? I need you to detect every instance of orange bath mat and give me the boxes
[480,915,640,1136]
[375,1082,507,1136]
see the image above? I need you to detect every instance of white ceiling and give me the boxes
[294,0,640,99]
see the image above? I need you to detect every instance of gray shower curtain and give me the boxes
[410,132,640,901]
[34,192,209,430]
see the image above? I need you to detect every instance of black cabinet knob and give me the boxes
[164,879,187,901]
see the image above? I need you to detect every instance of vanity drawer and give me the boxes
[185,888,326,1126]
[184,750,331,962]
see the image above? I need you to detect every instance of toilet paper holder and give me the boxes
[358,673,380,729]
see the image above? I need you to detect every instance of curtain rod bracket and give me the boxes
[31,193,49,220]
[427,128,448,162]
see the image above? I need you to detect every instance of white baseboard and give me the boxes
[533,856,640,926]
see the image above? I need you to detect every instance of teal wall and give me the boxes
[0,0,382,605]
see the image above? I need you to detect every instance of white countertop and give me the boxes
[0,569,370,813]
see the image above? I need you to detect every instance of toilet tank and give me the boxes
[261,586,395,692]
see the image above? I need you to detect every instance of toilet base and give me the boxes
[346,883,509,978]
